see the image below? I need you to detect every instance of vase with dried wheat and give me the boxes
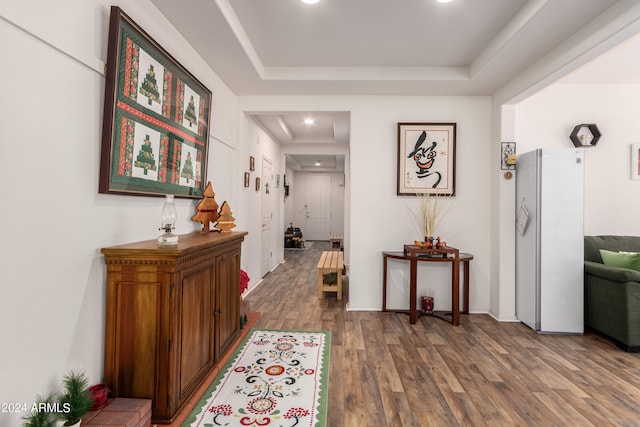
[407,193,455,246]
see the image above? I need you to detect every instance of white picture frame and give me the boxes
[632,144,640,180]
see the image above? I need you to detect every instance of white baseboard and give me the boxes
[488,311,520,322]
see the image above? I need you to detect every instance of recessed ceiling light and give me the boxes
[304,118,315,125]
[436,0,454,3]
[302,0,320,4]
[314,161,322,166]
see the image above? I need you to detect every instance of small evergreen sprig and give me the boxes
[22,393,56,427]
[57,370,94,426]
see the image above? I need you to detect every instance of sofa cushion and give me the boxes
[584,235,640,263]
[599,249,640,272]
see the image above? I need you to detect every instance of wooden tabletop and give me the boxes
[101,231,248,256]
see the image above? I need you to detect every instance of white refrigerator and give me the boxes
[515,148,584,334]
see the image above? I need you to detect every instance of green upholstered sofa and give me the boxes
[584,235,640,352]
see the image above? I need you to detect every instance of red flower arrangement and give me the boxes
[240,269,250,295]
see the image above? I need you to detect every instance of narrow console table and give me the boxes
[382,249,473,325]
[101,231,247,424]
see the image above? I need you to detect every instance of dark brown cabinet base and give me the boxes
[101,231,247,424]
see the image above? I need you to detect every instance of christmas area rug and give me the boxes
[182,329,331,427]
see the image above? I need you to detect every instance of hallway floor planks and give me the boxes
[245,241,640,427]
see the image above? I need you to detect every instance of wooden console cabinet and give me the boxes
[101,231,247,424]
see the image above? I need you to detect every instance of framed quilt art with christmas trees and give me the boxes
[99,6,212,198]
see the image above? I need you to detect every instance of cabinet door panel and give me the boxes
[216,249,240,358]
[114,281,161,400]
[179,266,215,398]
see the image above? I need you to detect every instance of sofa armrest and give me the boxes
[584,260,640,283]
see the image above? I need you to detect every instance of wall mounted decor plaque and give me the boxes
[99,6,212,198]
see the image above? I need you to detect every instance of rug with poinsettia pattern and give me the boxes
[182,329,330,427]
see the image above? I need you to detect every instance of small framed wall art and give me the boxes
[631,144,640,180]
[501,142,516,170]
[244,172,250,187]
[250,156,255,171]
[397,123,456,196]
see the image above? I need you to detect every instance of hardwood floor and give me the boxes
[246,241,640,427]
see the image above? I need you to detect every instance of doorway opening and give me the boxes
[283,157,345,246]
[246,111,349,273]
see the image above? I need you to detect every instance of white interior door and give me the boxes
[304,174,331,240]
[261,157,273,276]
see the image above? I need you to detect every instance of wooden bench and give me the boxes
[317,250,344,300]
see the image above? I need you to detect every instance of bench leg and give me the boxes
[337,272,343,300]
[317,268,324,300]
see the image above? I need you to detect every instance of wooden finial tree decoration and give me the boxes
[215,201,236,232]
[192,181,219,231]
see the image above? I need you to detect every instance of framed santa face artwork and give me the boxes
[397,123,456,196]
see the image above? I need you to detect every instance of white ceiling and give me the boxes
[150,0,637,171]
[250,111,349,172]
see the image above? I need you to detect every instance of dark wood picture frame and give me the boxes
[244,172,250,187]
[250,156,255,171]
[99,6,212,198]
[397,122,456,196]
